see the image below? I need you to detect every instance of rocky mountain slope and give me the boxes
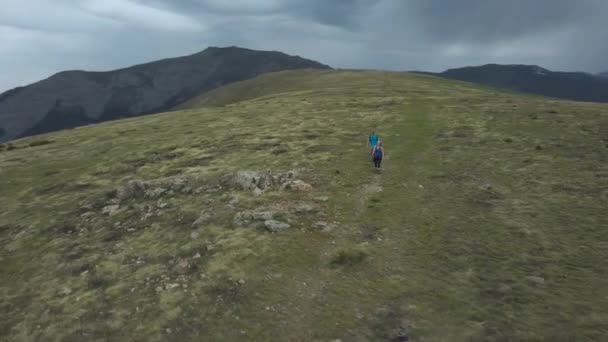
[0,47,330,142]
[1,70,607,341]
[420,64,608,103]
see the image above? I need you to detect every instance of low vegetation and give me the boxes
[1,70,607,341]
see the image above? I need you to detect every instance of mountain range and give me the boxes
[421,64,608,103]
[2,46,608,143]
[0,47,330,142]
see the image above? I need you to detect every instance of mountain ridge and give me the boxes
[0,46,330,142]
[417,63,608,103]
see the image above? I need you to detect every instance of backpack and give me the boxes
[373,146,382,159]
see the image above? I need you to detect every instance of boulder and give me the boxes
[264,220,291,232]
[232,170,274,191]
[117,180,147,200]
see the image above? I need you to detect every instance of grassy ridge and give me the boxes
[1,70,607,341]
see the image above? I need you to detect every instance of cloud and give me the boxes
[1,0,608,92]
[80,0,206,32]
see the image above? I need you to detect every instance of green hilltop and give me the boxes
[1,70,607,341]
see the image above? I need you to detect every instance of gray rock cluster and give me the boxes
[225,169,312,195]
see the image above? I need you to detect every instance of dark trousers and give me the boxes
[373,158,382,168]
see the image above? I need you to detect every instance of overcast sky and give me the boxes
[2,0,608,92]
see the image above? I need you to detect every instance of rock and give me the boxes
[193,252,201,259]
[282,180,312,192]
[238,279,246,285]
[117,180,147,200]
[175,259,191,275]
[315,221,328,229]
[264,220,291,232]
[252,187,264,196]
[526,276,545,284]
[233,212,253,227]
[480,184,492,191]
[191,230,201,239]
[157,201,169,209]
[58,286,72,296]
[166,283,180,290]
[313,196,329,203]
[169,177,190,193]
[295,204,317,214]
[145,188,167,199]
[315,221,334,232]
[232,170,274,191]
[192,211,211,227]
[102,205,120,216]
[80,212,95,221]
[252,211,275,221]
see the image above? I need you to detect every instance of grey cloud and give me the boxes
[1,0,608,93]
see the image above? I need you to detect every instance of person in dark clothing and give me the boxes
[371,140,384,170]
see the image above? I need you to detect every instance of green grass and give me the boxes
[1,69,607,341]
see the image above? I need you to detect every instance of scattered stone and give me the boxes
[315,221,328,230]
[190,231,201,239]
[193,252,201,259]
[157,201,169,209]
[252,187,264,196]
[252,211,275,221]
[232,170,274,191]
[192,211,211,227]
[102,205,120,216]
[264,220,291,232]
[313,196,329,203]
[526,276,545,285]
[233,212,252,226]
[117,180,147,201]
[175,260,191,275]
[145,188,167,199]
[80,212,95,221]
[295,204,318,214]
[166,283,180,290]
[238,279,246,285]
[418,184,424,189]
[282,180,312,192]
[480,183,492,191]
[58,286,72,296]
[168,177,191,193]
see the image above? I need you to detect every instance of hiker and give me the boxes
[368,129,379,155]
[372,140,384,170]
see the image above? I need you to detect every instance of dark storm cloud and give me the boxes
[1,0,608,92]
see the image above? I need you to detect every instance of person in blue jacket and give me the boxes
[371,140,384,170]
[368,129,379,156]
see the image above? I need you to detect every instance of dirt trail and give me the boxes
[354,171,383,216]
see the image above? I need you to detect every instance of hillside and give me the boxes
[1,70,607,341]
[599,71,608,78]
[420,64,608,103]
[0,47,330,142]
